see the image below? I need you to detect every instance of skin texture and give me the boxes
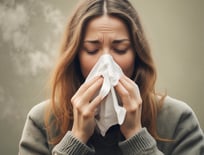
[71,15,142,143]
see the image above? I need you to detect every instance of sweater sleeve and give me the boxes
[156,96,204,155]
[119,128,163,155]
[52,131,95,155]
[18,102,50,155]
[170,104,204,155]
[19,101,95,155]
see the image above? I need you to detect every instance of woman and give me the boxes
[19,0,204,154]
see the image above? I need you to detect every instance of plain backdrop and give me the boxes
[0,0,203,154]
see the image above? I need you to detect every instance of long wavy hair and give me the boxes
[45,0,165,144]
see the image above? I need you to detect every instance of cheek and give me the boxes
[119,61,135,77]
[114,55,135,78]
[80,60,93,78]
[79,54,98,78]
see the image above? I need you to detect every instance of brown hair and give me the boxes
[45,0,165,144]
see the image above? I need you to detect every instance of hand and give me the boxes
[115,75,142,139]
[71,76,103,143]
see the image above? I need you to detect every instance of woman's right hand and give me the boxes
[71,76,103,143]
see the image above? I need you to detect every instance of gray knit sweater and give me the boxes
[18,96,204,155]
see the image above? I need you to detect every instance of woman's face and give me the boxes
[79,15,135,78]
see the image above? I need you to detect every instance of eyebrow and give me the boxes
[83,39,130,44]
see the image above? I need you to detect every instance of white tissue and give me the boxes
[85,54,126,136]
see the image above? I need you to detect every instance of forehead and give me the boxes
[84,15,129,36]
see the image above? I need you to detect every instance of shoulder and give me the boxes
[159,96,193,116]
[19,100,52,154]
[27,100,50,127]
[157,96,201,138]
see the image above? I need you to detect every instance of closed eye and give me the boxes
[83,47,99,54]
[113,47,129,54]
[112,40,131,54]
[114,49,126,54]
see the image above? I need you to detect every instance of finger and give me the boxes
[115,81,129,97]
[120,75,141,97]
[120,76,136,90]
[115,77,142,108]
[81,77,103,103]
[87,94,103,113]
[72,76,102,99]
[115,81,132,108]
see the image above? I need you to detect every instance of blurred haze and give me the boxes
[0,0,203,154]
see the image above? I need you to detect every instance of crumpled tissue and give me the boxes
[85,54,126,136]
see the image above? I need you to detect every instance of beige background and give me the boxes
[0,0,203,154]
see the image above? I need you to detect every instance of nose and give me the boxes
[102,47,111,55]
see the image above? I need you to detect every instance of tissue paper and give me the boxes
[85,54,126,136]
